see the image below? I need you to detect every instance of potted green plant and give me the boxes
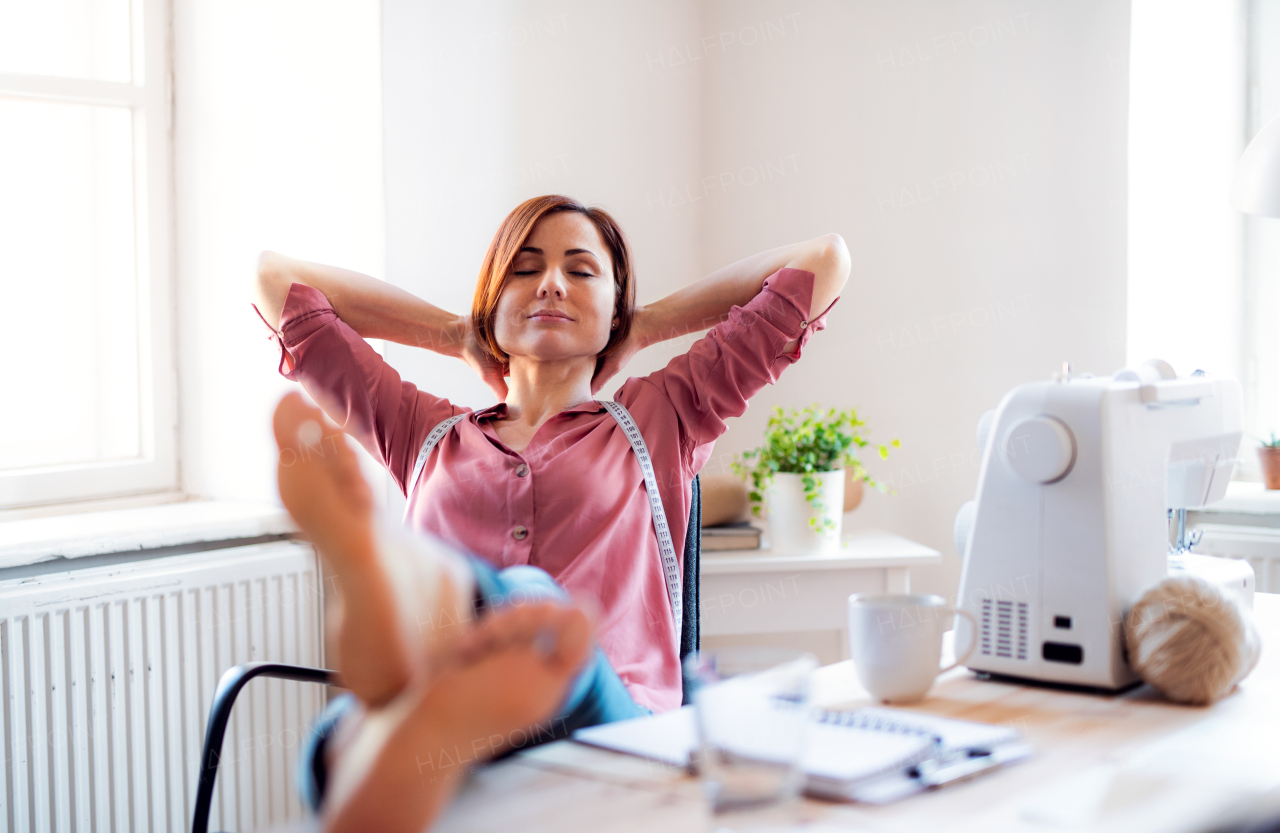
[732,405,898,554]
[1260,433,1280,490]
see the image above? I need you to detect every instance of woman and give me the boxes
[254,194,848,713]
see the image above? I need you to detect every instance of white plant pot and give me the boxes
[766,471,844,555]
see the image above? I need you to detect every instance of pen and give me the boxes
[912,742,1034,789]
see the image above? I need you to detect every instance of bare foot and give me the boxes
[324,601,592,833]
[273,392,415,705]
[273,391,376,568]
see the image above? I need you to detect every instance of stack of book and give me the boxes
[700,521,761,551]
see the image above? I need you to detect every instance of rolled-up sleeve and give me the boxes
[272,283,461,493]
[641,267,837,462]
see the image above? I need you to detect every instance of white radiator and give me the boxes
[1192,523,1280,593]
[0,540,325,833]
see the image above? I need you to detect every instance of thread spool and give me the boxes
[1125,575,1261,705]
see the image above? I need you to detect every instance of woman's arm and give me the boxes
[255,251,466,355]
[592,234,849,392]
[642,233,849,345]
[256,251,509,398]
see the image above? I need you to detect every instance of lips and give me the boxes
[527,309,573,321]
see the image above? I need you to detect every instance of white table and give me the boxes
[699,528,941,654]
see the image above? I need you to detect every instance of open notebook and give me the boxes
[573,705,1022,801]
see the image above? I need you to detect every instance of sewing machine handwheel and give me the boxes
[1002,415,1076,484]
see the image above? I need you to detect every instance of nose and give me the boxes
[536,266,567,299]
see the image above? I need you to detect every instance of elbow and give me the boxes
[254,250,291,328]
[816,233,850,275]
[255,250,291,305]
[800,233,851,286]
[803,235,850,318]
[256,250,280,291]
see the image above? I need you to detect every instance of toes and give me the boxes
[458,602,592,676]
[456,604,545,660]
[273,394,362,483]
[273,392,344,455]
[473,604,544,652]
[546,608,591,672]
[272,392,374,535]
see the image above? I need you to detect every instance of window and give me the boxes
[1126,0,1280,480]
[0,0,175,508]
[1244,0,1280,453]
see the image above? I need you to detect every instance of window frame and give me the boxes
[0,0,177,509]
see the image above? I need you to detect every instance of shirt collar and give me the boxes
[472,399,606,421]
[472,403,506,421]
[564,399,607,414]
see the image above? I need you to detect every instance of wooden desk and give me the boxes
[699,529,940,658]
[436,594,1280,833]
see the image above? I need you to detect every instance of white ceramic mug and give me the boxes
[847,594,977,704]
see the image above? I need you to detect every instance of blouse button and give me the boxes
[515,463,529,477]
[800,320,808,329]
[512,525,528,540]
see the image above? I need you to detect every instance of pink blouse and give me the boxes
[273,267,835,712]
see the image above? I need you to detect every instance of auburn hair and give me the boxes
[472,195,635,374]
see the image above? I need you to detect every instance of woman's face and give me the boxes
[493,211,618,366]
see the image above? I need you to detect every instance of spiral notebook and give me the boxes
[572,705,1020,800]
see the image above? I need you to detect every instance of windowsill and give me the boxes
[1202,481,1280,515]
[0,498,297,571]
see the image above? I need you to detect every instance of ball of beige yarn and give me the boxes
[1125,575,1261,705]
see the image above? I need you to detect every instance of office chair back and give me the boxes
[191,663,338,833]
[680,474,701,701]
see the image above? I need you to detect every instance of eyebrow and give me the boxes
[518,246,599,258]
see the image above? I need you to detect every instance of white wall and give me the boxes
[381,0,1132,599]
[1127,0,1244,383]
[380,0,706,393]
[173,0,385,502]
[698,0,1131,599]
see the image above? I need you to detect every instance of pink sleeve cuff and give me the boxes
[749,267,838,361]
[255,283,338,377]
[279,283,338,346]
[628,266,841,461]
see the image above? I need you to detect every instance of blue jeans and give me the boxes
[298,557,648,811]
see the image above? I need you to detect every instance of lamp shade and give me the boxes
[1233,113,1280,217]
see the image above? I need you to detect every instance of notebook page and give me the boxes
[573,706,696,767]
[573,707,934,783]
[850,707,1019,751]
[803,721,934,782]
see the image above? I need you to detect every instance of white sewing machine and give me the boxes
[953,360,1253,691]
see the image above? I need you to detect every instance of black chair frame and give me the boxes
[192,663,338,833]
